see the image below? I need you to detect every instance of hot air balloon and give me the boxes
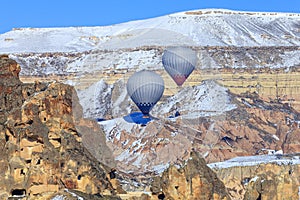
[162,46,197,86]
[127,70,164,116]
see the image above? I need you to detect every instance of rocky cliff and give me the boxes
[151,151,300,200]
[0,55,120,199]
[209,154,300,200]
[151,151,231,200]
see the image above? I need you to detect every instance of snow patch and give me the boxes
[51,196,64,200]
[99,117,136,142]
[152,163,170,174]
[250,176,259,182]
[272,135,280,141]
[77,79,113,119]
[152,80,236,118]
[208,154,300,169]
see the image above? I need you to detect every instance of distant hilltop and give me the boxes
[183,8,300,16]
[1,9,300,53]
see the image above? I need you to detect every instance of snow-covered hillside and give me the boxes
[96,80,237,173]
[1,9,300,78]
[152,80,236,118]
[1,9,300,53]
[208,154,300,169]
[76,77,236,120]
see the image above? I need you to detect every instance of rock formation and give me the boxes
[151,151,231,200]
[0,55,120,199]
[98,79,300,176]
[151,152,300,200]
[1,45,300,200]
[209,154,300,200]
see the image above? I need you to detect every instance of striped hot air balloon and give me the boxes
[162,46,197,86]
[126,70,164,116]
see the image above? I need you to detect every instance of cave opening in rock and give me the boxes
[5,133,9,142]
[54,137,61,144]
[25,159,32,164]
[257,193,262,200]
[109,169,116,179]
[11,189,26,197]
[158,193,165,199]
[20,169,25,175]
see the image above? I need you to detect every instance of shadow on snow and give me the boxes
[123,112,152,125]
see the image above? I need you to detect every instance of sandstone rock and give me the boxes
[50,188,122,199]
[29,184,59,195]
[151,151,231,200]
[0,190,9,200]
[0,56,119,198]
[210,155,300,200]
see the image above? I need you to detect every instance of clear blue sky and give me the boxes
[1,0,300,34]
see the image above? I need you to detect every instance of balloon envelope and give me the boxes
[162,46,197,86]
[127,70,164,115]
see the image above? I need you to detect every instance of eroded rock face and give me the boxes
[151,151,231,200]
[210,154,300,200]
[203,95,300,163]
[151,152,300,200]
[99,81,300,177]
[0,55,118,198]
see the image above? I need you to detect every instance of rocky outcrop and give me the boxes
[0,55,119,199]
[209,154,300,200]
[98,79,300,177]
[151,151,231,200]
[203,94,300,163]
[150,152,300,200]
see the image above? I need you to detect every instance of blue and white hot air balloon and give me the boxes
[162,46,197,86]
[127,70,165,116]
